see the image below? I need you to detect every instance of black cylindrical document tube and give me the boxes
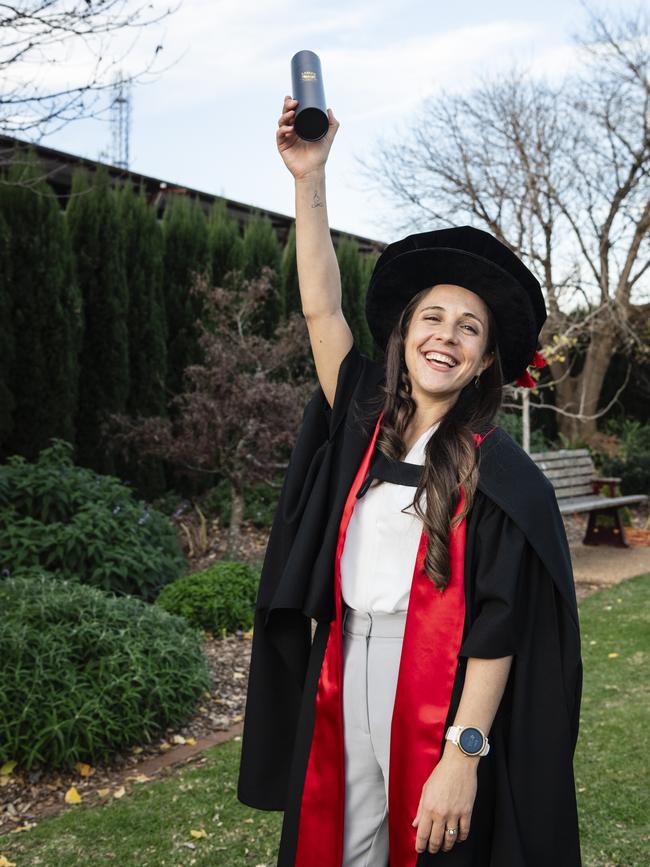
[290,50,329,142]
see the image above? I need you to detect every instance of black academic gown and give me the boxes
[237,342,583,867]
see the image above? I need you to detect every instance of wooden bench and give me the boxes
[530,448,648,547]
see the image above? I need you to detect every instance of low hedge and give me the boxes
[0,572,212,772]
[0,438,187,601]
[155,561,259,637]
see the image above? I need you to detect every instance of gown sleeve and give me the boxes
[457,490,531,659]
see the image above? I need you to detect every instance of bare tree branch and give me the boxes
[355,2,649,441]
[0,0,183,143]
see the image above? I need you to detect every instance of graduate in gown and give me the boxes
[237,97,582,867]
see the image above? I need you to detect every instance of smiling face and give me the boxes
[403,284,495,411]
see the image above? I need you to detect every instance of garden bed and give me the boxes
[1,504,648,837]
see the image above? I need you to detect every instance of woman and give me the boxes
[237,97,583,866]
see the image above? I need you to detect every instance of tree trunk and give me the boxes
[554,331,616,442]
[226,479,245,559]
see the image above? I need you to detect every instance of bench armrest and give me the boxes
[592,477,622,495]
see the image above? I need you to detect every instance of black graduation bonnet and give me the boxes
[365,225,547,386]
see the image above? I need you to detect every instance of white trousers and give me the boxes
[341,605,407,867]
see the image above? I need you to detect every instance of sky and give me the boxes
[17,0,644,244]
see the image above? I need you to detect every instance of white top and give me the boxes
[340,421,440,613]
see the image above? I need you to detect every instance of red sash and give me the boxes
[295,412,493,866]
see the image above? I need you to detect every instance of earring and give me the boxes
[474,374,481,389]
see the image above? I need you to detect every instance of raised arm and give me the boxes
[277,95,354,408]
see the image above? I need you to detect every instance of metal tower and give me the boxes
[110,72,132,169]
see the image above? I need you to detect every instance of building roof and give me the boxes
[0,134,385,255]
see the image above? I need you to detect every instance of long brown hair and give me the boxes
[372,288,504,591]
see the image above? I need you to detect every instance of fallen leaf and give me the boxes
[607,652,620,658]
[0,856,17,866]
[190,829,208,839]
[75,762,94,777]
[10,823,36,833]
[128,774,152,784]
[0,761,17,776]
[186,737,197,745]
[113,786,126,799]
[64,786,82,804]
[172,734,186,745]
[97,788,111,797]
[159,742,171,751]
[131,745,143,754]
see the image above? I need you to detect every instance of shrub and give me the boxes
[495,410,549,453]
[0,572,211,772]
[201,477,281,529]
[155,560,259,637]
[598,420,650,497]
[0,438,187,601]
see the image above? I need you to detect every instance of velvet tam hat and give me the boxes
[365,225,547,386]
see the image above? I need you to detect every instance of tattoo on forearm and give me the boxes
[312,189,324,208]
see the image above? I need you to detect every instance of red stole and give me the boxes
[295,412,493,867]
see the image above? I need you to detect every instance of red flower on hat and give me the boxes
[515,351,547,388]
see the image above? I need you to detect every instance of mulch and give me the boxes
[1,503,648,837]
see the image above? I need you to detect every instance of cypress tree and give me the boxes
[0,147,81,461]
[281,222,301,319]
[117,180,167,498]
[359,251,380,357]
[336,235,367,347]
[242,210,283,337]
[0,210,15,449]
[162,195,209,395]
[207,198,244,287]
[66,165,129,475]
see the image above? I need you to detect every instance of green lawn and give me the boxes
[1,574,648,867]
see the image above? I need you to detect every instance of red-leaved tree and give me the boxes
[104,266,317,556]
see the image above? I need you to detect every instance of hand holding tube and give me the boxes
[276,95,340,181]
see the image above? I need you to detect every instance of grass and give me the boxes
[1,574,648,867]
[574,573,650,866]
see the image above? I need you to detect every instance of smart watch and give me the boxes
[445,725,490,757]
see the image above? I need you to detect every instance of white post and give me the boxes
[522,388,530,454]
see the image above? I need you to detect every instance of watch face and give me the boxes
[459,727,484,755]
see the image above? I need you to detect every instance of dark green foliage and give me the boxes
[281,222,300,318]
[359,251,380,357]
[0,147,82,462]
[208,198,244,286]
[599,421,650,496]
[119,182,166,418]
[155,560,259,636]
[203,477,281,529]
[495,410,549,452]
[336,238,378,357]
[0,572,211,771]
[242,211,283,336]
[0,210,14,445]
[0,439,186,601]
[117,181,167,498]
[66,166,129,476]
[336,235,366,342]
[162,195,209,395]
